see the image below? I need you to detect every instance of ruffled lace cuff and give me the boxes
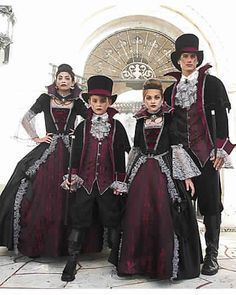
[210,148,234,168]
[61,174,84,191]
[172,144,201,180]
[110,181,128,193]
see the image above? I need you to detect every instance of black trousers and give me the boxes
[69,182,123,229]
[192,158,223,216]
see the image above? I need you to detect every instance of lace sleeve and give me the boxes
[110,181,128,193]
[21,110,39,139]
[172,144,201,180]
[210,148,234,168]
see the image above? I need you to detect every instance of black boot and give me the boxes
[61,229,85,282]
[201,215,221,276]
[61,254,79,282]
[107,227,121,267]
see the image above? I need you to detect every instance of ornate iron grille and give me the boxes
[83,28,176,94]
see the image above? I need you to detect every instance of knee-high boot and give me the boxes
[201,214,221,275]
[61,228,86,282]
[107,227,121,267]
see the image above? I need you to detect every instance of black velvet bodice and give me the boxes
[134,114,170,156]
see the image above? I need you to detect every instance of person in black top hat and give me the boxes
[61,75,131,282]
[0,64,87,257]
[164,33,235,276]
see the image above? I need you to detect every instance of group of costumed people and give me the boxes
[0,33,235,283]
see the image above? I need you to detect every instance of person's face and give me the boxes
[178,52,198,75]
[55,72,74,93]
[144,89,163,113]
[89,95,111,115]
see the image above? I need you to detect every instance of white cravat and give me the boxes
[175,70,199,108]
[90,112,111,140]
[180,70,199,82]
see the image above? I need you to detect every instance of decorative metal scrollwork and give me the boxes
[83,28,176,91]
[121,62,155,80]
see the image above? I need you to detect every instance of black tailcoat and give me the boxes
[164,64,234,215]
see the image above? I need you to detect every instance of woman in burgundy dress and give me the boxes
[0,64,87,257]
[117,78,202,280]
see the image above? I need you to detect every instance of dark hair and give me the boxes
[143,78,163,98]
[55,64,75,81]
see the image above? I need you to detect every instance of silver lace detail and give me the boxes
[175,78,198,108]
[126,147,141,176]
[25,134,70,178]
[172,144,201,180]
[13,178,29,254]
[61,174,84,191]
[151,156,181,278]
[127,151,181,277]
[13,134,70,252]
[127,154,147,188]
[210,148,234,168]
[90,113,111,140]
[127,152,180,201]
[110,181,128,193]
[171,234,180,280]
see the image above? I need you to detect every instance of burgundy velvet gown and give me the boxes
[0,94,101,257]
[118,110,201,280]
[18,109,103,257]
[18,108,70,256]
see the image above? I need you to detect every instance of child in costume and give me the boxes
[117,78,202,280]
[61,75,130,282]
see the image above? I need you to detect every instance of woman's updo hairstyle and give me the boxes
[143,78,163,99]
[55,64,75,81]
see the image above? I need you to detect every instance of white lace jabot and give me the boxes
[90,112,111,140]
[175,70,199,109]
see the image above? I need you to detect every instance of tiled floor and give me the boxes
[0,222,236,293]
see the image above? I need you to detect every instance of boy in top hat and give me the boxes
[61,75,131,282]
[164,33,235,276]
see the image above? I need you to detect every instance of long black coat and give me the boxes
[164,65,232,215]
[164,74,231,146]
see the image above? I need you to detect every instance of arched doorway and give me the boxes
[83,29,176,92]
[81,28,177,140]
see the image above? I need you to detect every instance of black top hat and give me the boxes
[82,75,117,104]
[171,33,204,71]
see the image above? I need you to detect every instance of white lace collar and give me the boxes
[91,112,109,123]
[175,70,198,109]
[180,70,199,82]
[90,112,111,140]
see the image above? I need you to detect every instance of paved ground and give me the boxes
[0,221,236,294]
